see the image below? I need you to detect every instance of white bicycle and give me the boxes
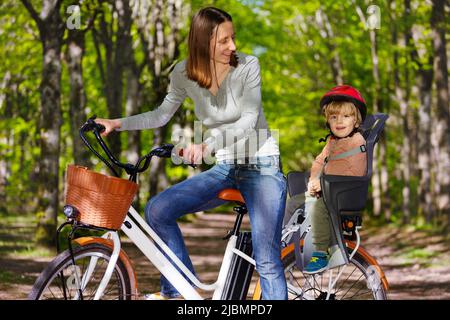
[29,115,389,300]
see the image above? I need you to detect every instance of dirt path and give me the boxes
[1,213,449,300]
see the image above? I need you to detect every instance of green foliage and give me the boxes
[0,0,446,236]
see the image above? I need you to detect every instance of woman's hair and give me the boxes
[186,7,238,89]
[323,101,363,126]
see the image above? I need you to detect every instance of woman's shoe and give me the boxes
[144,292,183,300]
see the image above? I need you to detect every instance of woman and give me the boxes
[95,7,287,300]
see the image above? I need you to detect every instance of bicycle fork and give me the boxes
[69,232,121,300]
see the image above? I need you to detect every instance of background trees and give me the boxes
[0,0,448,248]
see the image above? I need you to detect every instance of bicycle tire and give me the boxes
[281,246,388,300]
[29,243,132,300]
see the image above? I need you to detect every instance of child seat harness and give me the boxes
[315,142,367,179]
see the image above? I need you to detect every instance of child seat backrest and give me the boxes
[321,113,389,214]
[360,113,389,179]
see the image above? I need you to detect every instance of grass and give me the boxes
[386,225,449,268]
[0,213,57,259]
[396,248,439,267]
[0,239,54,258]
[0,270,36,285]
[0,208,215,258]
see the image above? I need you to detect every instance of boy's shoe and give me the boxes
[304,251,329,274]
[144,292,183,300]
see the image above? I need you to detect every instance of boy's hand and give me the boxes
[308,179,321,197]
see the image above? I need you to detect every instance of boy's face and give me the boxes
[328,111,358,138]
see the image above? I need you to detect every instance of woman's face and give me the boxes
[210,21,236,64]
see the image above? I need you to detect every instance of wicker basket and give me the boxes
[64,165,139,230]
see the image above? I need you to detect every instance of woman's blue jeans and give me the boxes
[144,155,288,300]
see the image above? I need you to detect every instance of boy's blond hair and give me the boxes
[323,101,362,126]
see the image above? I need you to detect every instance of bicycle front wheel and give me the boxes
[29,243,132,300]
[282,246,388,300]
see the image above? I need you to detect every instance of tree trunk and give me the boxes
[315,8,344,84]
[0,72,12,214]
[21,0,65,248]
[93,0,133,163]
[431,0,450,227]
[407,0,435,222]
[355,3,387,218]
[392,19,412,223]
[417,67,434,222]
[124,4,142,209]
[125,67,142,208]
[66,26,92,167]
[369,28,385,219]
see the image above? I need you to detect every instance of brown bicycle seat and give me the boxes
[217,189,245,204]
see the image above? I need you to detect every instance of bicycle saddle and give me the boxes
[217,189,245,204]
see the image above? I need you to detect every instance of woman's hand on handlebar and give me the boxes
[181,143,208,165]
[94,118,121,136]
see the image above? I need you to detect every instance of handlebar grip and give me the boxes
[96,123,106,134]
[80,115,105,134]
[175,147,197,169]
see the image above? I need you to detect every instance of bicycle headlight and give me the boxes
[63,205,79,220]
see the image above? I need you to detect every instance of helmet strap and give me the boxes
[319,125,360,143]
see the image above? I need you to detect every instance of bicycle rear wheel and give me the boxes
[282,246,387,300]
[29,243,132,300]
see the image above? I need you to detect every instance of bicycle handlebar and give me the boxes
[79,115,177,181]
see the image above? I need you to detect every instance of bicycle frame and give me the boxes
[76,204,256,300]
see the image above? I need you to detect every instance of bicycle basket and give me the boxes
[64,165,139,230]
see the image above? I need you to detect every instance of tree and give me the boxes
[65,1,98,168]
[406,0,435,222]
[21,0,65,247]
[390,0,412,222]
[91,0,134,160]
[430,0,450,228]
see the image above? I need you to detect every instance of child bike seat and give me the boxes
[321,113,389,262]
[285,113,388,264]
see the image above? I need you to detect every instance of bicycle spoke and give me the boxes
[310,274,324,298]
[320,271,324,291]
[334,265,358,294]
[339,273,366,299]
[300,272,317,295]
[83,257,107,299]
[346,288,374,300]
[286,268,304,299]
[46,284,58,299]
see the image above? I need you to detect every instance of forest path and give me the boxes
[1,213,449,299]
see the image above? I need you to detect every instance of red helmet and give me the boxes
[320,85,367,121]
